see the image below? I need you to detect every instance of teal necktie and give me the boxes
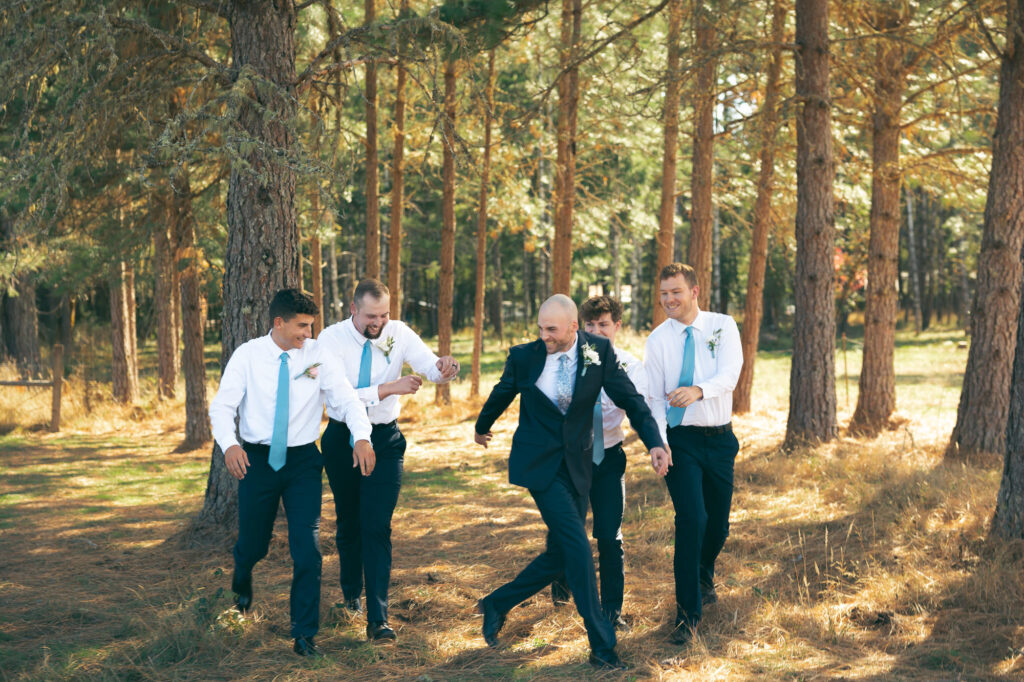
[350,340,373,447]
[593,400,605,465]
[667,327,695,428]
[269,352,289,471]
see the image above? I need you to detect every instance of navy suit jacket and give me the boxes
[475,331,664,496]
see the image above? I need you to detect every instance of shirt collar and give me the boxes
[553,336,578,361]
[344,317,370,346]
[264,332,300,359]
[669,310,708,337]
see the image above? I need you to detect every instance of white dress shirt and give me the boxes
[645,310,742,442]
[535,337,578,409]
[316,318,450,424]
[209,333,372,453]
[597,347,648,448]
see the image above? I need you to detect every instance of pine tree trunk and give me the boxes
[654,0,684,327]
[948,0,1024,461]
[552,0,581,295]
[388,0,408,318]
[325,235,339,323]
[171,164,212,448]
[364,0,380,279]
[851,19,906,435]
[3,275,41,377]
[735,0,784,414]
[472,50,495,398]
[436,59,457,406]
[193,0,298,538]
[905,187,923,333]
[611,218,621,300]
[111,261,140,404]
[154,210,179,399]
[688,0,717,308]
[785,0,837,447]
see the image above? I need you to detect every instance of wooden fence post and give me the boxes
[50,344,63,432]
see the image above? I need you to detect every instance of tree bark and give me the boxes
[688,0,717,308]
[735,0,784,414]
[905,186,923,333]
[552,0,581,295]
[364,0,380,279]
[154,206,179,399]
[193,0,299,538]
[654,0,684,327]
[111,260,140,404]
[3,275,41,377]
[388,0,408,319]
[171,164,212,448]
[948,0,1024,461]
[325,235,339,323]
[472,50,495,398]
[436,59,457,406]
[850,11,906,435]
[785,0,837,447]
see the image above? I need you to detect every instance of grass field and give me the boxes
[1,328,1022,680]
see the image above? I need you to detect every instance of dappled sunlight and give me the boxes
[2,336,1023,678]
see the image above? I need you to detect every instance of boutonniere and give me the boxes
[374,336,396,364]
[581,342,601,376]
[618,360,629,373]
[707,329,723,359]
[295,362,322,380]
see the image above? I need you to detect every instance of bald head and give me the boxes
[539,294,578,322]
[538,294,579,354]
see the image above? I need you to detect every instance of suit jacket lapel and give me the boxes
[527,339,547,387]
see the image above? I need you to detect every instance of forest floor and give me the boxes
[1,329,1022,680]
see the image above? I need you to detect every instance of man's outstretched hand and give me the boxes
[353,439,376,476]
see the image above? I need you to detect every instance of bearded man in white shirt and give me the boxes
[644,263,742,645]
[209,289,375,658]
[317,278,459,643]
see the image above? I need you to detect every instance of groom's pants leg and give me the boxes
[323,419,406,623]
[486,464,617,657]
[590,443,626,616]
[698,430,739,590]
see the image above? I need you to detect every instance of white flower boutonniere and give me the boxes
[295,362,322,380]
[581,342,601,376]
[618,360,629,373]
[707,329,723,359]
[374,336,396,364]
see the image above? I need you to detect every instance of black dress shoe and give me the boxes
[366,621,397,643]
[344,597,363,614]
[293,636,322,657]
[589,651,628,670]
[232,574,253,613]
[477,598,506,648]
[606,610,631,632]
[551,579,570,607]
[700,582,718,606]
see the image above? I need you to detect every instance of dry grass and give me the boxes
[1,329,1023,680]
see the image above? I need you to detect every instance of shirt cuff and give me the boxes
[215,434,241,453]
[357,385,381,406]
[349,424,372,443]
[696,382,718,400]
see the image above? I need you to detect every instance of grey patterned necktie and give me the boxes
[556,354,573,413]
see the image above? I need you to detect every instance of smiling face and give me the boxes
[584,312,621,345]
[272,313,315,350]
[659,274,700,324]
[351,293,390,339]
[538,308,578,354]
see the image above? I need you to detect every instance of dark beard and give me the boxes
[361,323,384,339]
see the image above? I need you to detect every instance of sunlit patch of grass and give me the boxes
[3,329,1023,678]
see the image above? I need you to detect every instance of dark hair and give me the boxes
[353,278,390,306]
[659,262,698,289]
[581,295,623,324]
[269,288,319,322]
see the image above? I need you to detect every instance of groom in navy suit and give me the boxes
[473,295,669,670]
